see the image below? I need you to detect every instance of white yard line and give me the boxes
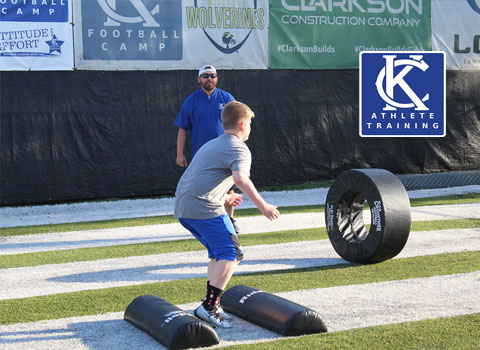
[1,271,479,350]
[1,228,478,301]
[2,186,479,228]
[2,203,480,255]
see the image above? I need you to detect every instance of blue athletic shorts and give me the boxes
[179,214,244,261]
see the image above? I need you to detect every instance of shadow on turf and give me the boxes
[0,328,76,344]
[48,257,350,284]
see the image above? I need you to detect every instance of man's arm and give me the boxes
[232,170,279,220]
[176,128,188,167]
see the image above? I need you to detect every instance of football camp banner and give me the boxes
[74,0,268,70]
[269,0,431,69]
[0,0,74,70]
[432,0,480,70]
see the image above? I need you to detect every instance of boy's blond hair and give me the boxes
[221,101,255,131]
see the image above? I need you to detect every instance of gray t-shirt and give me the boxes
[174,133,251,219]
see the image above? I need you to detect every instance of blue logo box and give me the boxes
[360,51,445,137]
[81,0,182,61]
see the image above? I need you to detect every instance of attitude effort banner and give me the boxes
[74,0,268,70]
[0,0,73,70]
[269,0,431,69]
[432,0,480,70]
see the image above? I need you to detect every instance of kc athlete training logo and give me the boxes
[375,55,429,111]
[360,51,446,137]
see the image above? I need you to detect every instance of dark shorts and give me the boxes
[179,214,244,261]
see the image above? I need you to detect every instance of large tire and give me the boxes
[325,169,411,263]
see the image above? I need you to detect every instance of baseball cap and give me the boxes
[198,65,217,77]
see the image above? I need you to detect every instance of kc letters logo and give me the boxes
[82,0,182,61]
[360,52,446,137]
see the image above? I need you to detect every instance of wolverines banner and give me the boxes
[74,0,268,70]
[269,0,431,69]
[432,0,480,70]
[0,0,74,70]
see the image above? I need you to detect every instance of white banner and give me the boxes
[0,0,74,71]
[432,0,480,70]
[74,0,268,70]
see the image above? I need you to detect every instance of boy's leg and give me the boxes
[181,215,241,327]
[205,258,239,321]
[208,259,239,290]
[199,260,238,327]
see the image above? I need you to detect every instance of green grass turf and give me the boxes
[1,193,479,237]
[1,219,479,269]
[1,250,479,325]
[215,313,480,350]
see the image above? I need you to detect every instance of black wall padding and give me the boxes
[220,285,327,336]
[124,295,219,349]
[1,70,479,205]
[325,168,411,263]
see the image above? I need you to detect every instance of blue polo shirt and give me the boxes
[175,88,235,157]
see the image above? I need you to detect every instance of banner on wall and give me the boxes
[74,0,268,70]
[0,0,74,70]
[269,0,431,69]
[432,0,480,70]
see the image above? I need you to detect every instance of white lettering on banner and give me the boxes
[369,112,435,119]
[355,45,423,52]
[87,29,179,39]
[365,122,439,130]
[367,16,420,27]
[98,41,168,52]
[281,0,422,14]
[0,0,66,14]
[0,0,66,4]
[278,43,335,53]
[281,14,421,27]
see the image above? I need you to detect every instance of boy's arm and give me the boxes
[232,170,279,220]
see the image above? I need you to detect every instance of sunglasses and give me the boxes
[200,73,217,79]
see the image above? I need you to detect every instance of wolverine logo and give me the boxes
[187,0,265,54]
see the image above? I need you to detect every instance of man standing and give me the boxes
[174,101,280,328]
[175,65,240,232]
